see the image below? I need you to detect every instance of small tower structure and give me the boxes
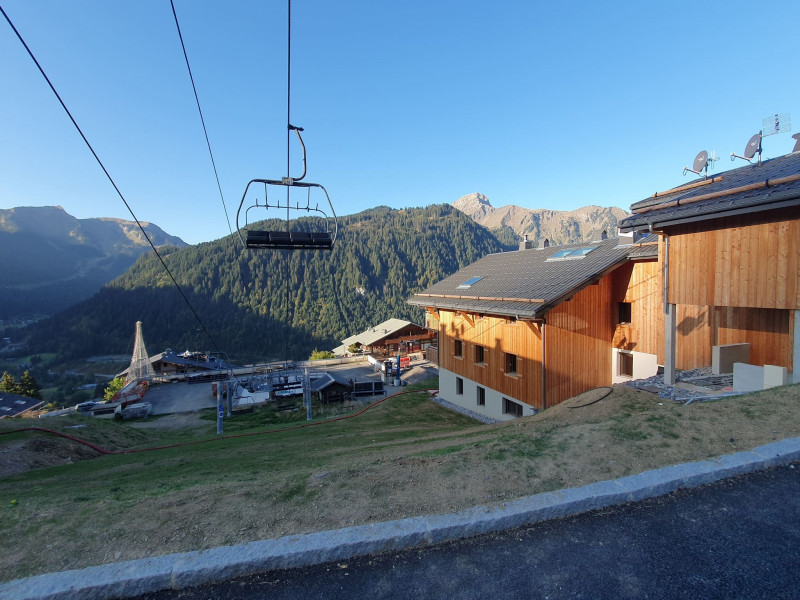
[126,321,155,384]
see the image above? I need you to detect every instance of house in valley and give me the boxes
[332,318,435,357]
[408,233,662,420]
[409,148,800,420]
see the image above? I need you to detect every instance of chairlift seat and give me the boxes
[245,229,333,250]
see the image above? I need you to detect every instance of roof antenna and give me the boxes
[683,150,710,178]
[763,112,791,137]
[730,133,763,166]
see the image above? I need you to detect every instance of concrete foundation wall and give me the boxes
[733,363,789,392]
[712,343,751,375]
[611,350,659,384]
[439,368,530,421]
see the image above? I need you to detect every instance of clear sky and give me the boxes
[1,1,798,245]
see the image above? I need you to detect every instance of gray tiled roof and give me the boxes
[0,393,43,417]
[620,152,800,231]
[408,237,654,319]
[341,319,413,347]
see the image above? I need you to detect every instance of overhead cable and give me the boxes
[169,0,235,243]
[0,4,222,354]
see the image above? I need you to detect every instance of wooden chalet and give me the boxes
[334,318,434,357]
[619,151,800,384]
[409,149,800,421]
[408,233,661,420]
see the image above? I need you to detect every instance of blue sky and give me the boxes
[1,1,798,245]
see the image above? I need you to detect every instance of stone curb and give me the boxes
[4,437,800,600]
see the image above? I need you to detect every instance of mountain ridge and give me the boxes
[0,205,187,318]
[452,192,629,245]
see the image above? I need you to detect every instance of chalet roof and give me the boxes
[310,373,351,393]
[0,393,44,418]
[341,318,414,348]
[408,236,656,319]
[619,152,800,232]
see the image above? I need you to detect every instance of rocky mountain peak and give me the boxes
[451,192,494,221]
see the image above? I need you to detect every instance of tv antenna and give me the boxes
[731,113,792,166]
[762,113,791,137]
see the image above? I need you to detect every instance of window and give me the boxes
[618,302,632,324]
[474,344,485,364]
[546,246,597,261]
[503,398,523,417]
[619,351,634,377]
[457,276,483,289]
[477,386,486,406]
[454,339,463,357]
[456,377,464,395]
[505,352,517,374]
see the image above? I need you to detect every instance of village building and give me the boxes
[0,392,44,418]
[332,318,434,357]
[409,149,800,420]
[408,232,661,420]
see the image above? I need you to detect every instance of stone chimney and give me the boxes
[519,234,534,251]
[592,229,608,243]
[536,239,550,249]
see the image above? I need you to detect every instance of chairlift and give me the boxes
[236,125,337,250]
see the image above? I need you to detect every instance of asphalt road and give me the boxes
[133,463,800,600]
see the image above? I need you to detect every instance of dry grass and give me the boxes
[1,381,799,582]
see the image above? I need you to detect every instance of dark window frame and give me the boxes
[505,352,517,374]
[456,377,464,395]
[454,339,463,358]
[618,302,632,324]
[477,386,486,406]
[475,344,485,364]
[503,397,523,417]
[618,351,634,377]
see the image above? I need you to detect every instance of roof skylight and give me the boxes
[457,276,483,289]
[546,246,598,262]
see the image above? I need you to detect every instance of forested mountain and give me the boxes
[0,206,186,319]
[452,193,629,246]
[22,205,505,363]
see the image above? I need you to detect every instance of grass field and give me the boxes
[2,378,800,582]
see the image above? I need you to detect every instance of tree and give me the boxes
[309,349,335,361]
[0,372,17,394]
[17,370,42,399]
[348,343,362,355]
[104,377,126,401]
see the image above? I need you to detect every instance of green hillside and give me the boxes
[21,204,508,363]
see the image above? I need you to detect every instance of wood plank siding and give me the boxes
[437,311,543,408]
[666,208,800,310]
[436,269,620,410]
[544,275,615,405]
[611,260,663,356]
[660,209,797,371]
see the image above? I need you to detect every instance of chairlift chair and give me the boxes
[236,125,337,250]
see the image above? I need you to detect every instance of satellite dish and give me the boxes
[693,150,709,173]
[731,133,763,165]
[744,133,762,159]
[683,150,709,177]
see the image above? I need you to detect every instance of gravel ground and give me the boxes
[622,367,737,403]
